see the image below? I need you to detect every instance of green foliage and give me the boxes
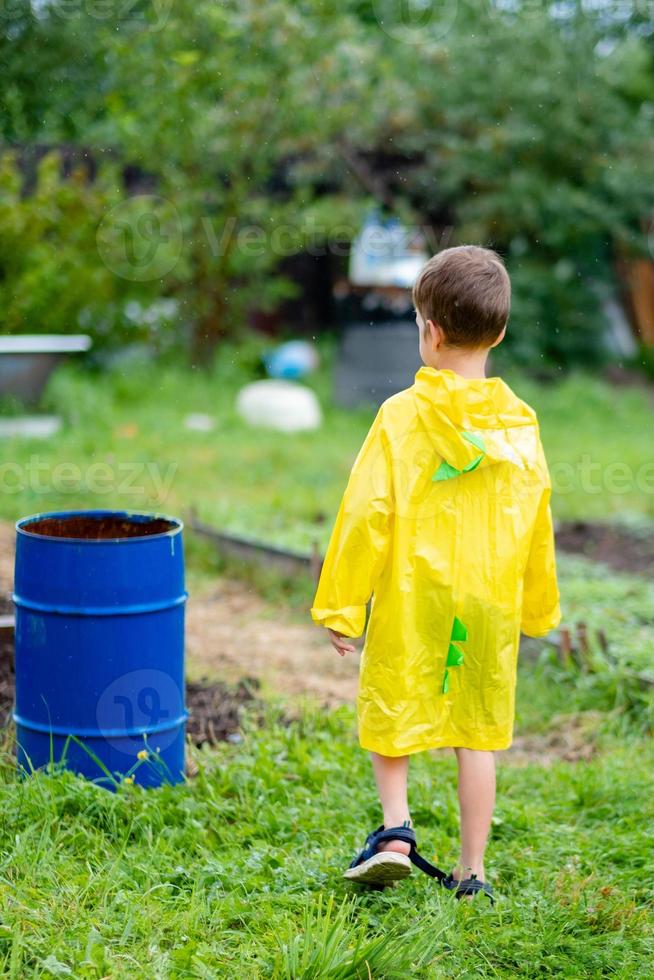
[636,343,654,380]
[0,0,108,142]
[368,0,654,365]
[93,0,375,355]
[519,555,654,736]
[3,1,654,364]
[0,152,158,345]
[505,257,608,366]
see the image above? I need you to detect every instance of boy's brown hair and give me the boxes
[412,245,510,348]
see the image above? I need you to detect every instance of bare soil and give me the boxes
[184,578,359,705]
[556,519,654,576]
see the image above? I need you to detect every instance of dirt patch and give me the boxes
[556,520,654,576]
[186,675,263,746]
[184,579,360,706]
[0,626,267,750]
[19,515,177,540]
[500,713,602,766]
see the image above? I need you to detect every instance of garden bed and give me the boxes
[185,675,263,746]
[556,519,654,575]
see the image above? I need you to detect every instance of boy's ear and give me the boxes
[427,318,444,350]
[490,324,507,349]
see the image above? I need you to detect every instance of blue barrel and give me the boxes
[13,510,188,790]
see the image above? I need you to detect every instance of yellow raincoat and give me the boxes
[311,366,561,755]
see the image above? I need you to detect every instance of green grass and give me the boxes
[0,698,652,978]
[0,549,653,977]
[0,337,652,555]
[514,554,654,735]
[511,372,654,524]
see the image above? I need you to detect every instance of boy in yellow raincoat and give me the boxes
[311,246,560,900]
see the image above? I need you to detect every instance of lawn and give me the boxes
[0,338,652,555]
[1,630,653,978]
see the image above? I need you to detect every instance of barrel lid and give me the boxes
[16,510,184,544]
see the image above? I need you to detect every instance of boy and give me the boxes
[310,246,560,901]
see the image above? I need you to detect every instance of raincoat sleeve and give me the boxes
[521,486,561,637]
[310,406,394,637]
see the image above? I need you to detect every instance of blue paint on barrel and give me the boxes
[13,510,188,790]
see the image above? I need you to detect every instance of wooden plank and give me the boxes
[615,256,654,346]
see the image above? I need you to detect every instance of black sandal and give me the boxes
[443,871,495,904]
[343,823,449,888]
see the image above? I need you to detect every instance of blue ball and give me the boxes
[264,341,318,380]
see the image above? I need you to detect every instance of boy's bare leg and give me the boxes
[369,752,412,855]
[452,748,496,882]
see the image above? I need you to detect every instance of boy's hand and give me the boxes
[327,628,356,657]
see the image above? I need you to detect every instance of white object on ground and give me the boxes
[184,413,215,432]
[0,335,91,353]
[236,380,322,432]
[0,416,62,439]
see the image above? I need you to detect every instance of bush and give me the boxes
[0,152,163,348]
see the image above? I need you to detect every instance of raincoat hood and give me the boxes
[412,366,539,478]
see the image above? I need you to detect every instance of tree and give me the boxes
[0,151,162,343]
[347,0,654,364]
[0,0,109,142]
[2,0,654,366]
[91,0,384,359]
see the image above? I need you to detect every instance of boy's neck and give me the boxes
[427,348,490,380]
